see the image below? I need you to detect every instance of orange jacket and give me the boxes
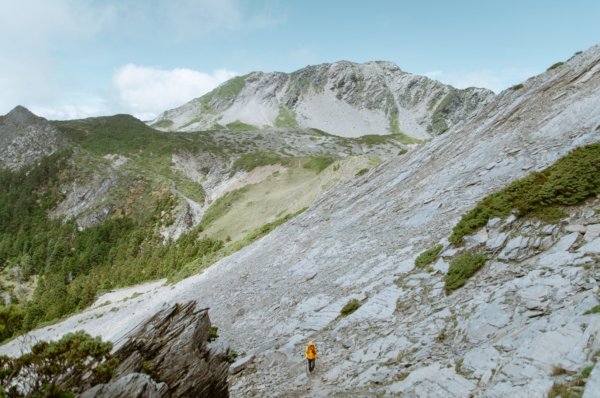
[305,342,318,360]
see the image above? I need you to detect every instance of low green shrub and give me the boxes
[208,326,219,341]
[230,152,284,175]
[201,75,246,106]
[444,253,487,293]
[303,156,335,173]
[340,299,361,316]
[547,61,564,71]
[415,244,443,268]
[355,168,369,177]
[0,331,117,397]
[584,305,600,315]
[511,83,524,90]
[355,134,389,146]
[225,120,258,131]
[228,349,238,363]
[449,143,600,244]
[0,305,24,343]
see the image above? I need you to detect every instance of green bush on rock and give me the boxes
[415,244,444,268]
[444,253,487,293]
[0,331,117,397]
[340,299,361,316]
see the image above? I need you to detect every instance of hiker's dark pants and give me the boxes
[308,359,315,372]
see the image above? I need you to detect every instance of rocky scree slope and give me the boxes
[0,105,66,170]
[152,60,494,138]
[2,46,600,397]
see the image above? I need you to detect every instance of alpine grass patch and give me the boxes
[584,305,600,315]
[449,143,600,244]
[303,156,335,173]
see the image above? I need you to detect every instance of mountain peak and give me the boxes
[3,105,43,127]
[7,105,35,117]
[0,105,64,171]
[153,62,494,137]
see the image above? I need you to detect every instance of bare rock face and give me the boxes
[81,302,230,398]
[0,105,66,170]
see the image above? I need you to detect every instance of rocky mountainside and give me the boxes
[0,105,66,170]
[151,61,494,138]
[0,106,409,340]
[3,45,599,397]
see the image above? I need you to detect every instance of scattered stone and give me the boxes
[487,232,509,251]
[566,224,586,233]
[230,355,256,375]
[487,217,502,229]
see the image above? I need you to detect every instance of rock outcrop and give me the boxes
[81,302,230,398]
[152,61,494,137]
[0,105,66,170]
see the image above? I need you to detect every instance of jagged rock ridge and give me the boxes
[81,301,230,398]
[152,61,494,137]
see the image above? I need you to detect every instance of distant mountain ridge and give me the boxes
[151,60,495,137]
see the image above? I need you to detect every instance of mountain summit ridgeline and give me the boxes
[152,60,494,138]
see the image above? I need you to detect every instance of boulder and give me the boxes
[229,354,256,375]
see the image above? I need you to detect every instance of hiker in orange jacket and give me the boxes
[305,341,318,372]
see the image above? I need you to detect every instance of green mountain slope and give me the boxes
[0,109,409,341]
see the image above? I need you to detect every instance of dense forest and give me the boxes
[0,152,223,341]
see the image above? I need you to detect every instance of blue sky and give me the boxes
[1,0,599,120]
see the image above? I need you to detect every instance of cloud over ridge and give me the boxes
[113,64,238,120]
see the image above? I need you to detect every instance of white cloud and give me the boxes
[422,67,539,93]
[112,64,239,120]
[0,0,115,115]
[0,0,279,119]
[30,104,107,120]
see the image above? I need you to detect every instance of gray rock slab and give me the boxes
[579,237,600,254]
[487,232,508,251]
[387,363,476,397]
[229,354,256,375]
[583,360,600,398]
